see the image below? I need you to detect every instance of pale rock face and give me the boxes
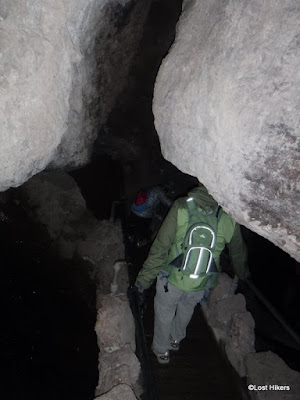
[96,348,141,397]
[153,0,300,261]
[0,0,151,191]
[95,294,136,353]
[246,351,300,400]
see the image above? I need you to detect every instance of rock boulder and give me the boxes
[153,0,300,261]
[0,0,151,190]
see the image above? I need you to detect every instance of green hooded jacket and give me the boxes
[135,186,248,292]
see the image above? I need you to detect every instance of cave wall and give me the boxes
[0,0,151,191]
[153,0,300,261]
[1,0,299,262]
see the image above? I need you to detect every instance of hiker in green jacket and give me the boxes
[133,183,249,365]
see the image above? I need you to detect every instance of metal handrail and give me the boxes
[127,285,158,400]
[243,278,300,347]
[126,258,158,400]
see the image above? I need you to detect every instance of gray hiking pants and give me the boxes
[152,272,205,354]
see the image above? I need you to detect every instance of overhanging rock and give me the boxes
[0,0,151,191]
[153,0,300,261]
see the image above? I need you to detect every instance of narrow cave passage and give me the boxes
[71,1,299,399]
[1,0,299,399]
[71,0,300,398]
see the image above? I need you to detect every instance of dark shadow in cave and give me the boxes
[89,0,186,207]
[70,154,124,220]
[221,228,300,371]
[238,229,300,371]
[0,201,99,400]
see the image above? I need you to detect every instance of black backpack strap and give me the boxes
[215,205,222,219]
[200,275,214,305]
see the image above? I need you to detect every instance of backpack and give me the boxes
[169,198,222,279]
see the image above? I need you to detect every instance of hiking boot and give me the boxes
[170,339,180,351]
[152,347,170,365]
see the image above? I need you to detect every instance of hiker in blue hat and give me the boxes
[128,185,173,248]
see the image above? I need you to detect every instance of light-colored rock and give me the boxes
[0,0,151,191]
[246,351,300,399]
[17,169,97,259]
[18,170,126,303]
[203,276,255,376]
[95,294,136,353]
[94,295,140,396]
[153,0,300,262]
[95,347,141,397]
[230,312,255,354]
[225,312,255,376]
[208,273,234,304]
[19,171,87,240]
[207,293,247,332]
[94,383,137,400]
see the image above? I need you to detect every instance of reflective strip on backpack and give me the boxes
[182,246,214,278]
[188,225,216,246]
[182,198,219,279]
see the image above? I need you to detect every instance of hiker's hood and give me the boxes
[187,186,218,211]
